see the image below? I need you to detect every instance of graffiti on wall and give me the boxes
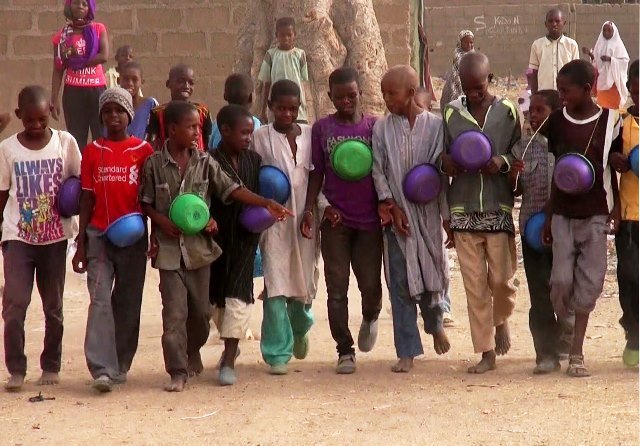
[473,15,528,37]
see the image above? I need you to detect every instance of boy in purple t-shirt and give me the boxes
[301,67,382,375]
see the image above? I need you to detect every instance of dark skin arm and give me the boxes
[51,46,65,121]
[228,187,293,218]
[300,170,323,239]
[71,190,95,273]
[528,69,539,94]
[0,190,8,229]
[84,31,108,67]
[260,81,271,123]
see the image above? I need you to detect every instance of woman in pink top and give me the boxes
[51,0,109,151]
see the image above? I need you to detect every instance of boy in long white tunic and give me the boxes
[372,66,452,373]
[251,80,320,375]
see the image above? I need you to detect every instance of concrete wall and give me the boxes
[0,0,412,135]
[425,2,639,76]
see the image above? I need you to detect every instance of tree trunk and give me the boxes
[234,0,388,121]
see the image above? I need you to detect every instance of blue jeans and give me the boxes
[386,230,444,359]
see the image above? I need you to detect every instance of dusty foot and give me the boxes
[37,371,60,386]
[391,357,414,373]
[187,352,204,377]
[467,351,497,374]
[164,376,186,392]
[495,321,511,356]
[433,329,451,355]
[4,374,25,392]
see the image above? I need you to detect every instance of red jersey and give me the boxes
[81,137,154,231]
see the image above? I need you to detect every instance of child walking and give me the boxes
[441,52,521,374]
[140,101,291,392]
[541,60,622,377]
[252,80,319,375]
[1,86,81,392]
[209,105,262,386]
[146,64,213,151]
[258,17,309,124]
[300,67,382,374]
[510,90,570,374]
[372,65,452,373]
[528,8,579,93]
[105,45,134,90]
[609,60,639,367]
[72,87,154,393]
[118,61,158,140]
[51,0,109,151]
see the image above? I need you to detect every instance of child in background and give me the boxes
[252,80,319,376]
[528,8,579,93]
[209,105,262,386]
[118,61,158,140]
[258,17,309,124]
[582,21,630,110]
[140,101,290,392]
[51,0,109,151]
[105,45,133,90]
[372,65,452,373]
[510,90,569,374]
[541,60,622,377]
[300,67,382,374]
[209,73,261,150]
[609,59,638,367]
[440,30,475,111]
[0,86,81,392]
[441,52,521,374]
[72,88,154,393]
[146,64,213,151]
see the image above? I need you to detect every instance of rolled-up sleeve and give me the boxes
[528,40,540,70]
[139,157,156,205]
[208,157,240,204]
[371,120,393,201]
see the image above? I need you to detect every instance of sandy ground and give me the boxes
[0,245,638,446]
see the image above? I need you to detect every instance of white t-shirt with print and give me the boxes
[0,130,81,244]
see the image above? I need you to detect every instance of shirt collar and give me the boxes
[161,141,201,168]
[544,35,565,46]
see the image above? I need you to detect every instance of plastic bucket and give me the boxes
[553,153,595,195]
[169,193,210,235]
[450,130,493,172]
[402,163,442,204]
[104,213,146,248]
[239,206,276,234]
[56,176,82,218]
[330,139,373,181]
[523,212,549,252]
[259,165,291,205]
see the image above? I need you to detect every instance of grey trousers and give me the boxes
[84,226,147,380]
[159,264,211,379]
[2,240,67,376]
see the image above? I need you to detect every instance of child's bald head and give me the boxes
[381,65,419,115]
[459,52,492,105]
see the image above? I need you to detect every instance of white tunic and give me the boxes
[251,124,320,303]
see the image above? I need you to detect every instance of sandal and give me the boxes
[566,354,591,378]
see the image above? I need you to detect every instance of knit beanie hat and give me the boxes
[99,87,135,124]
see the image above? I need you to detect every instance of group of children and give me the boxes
[0,6,638,394]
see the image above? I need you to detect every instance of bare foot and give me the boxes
[433,329,451,355]
[164,376,186,392]
[187,352,204,377]
[467,351,497,374]
[391,357,414,373]
[495,321,511,356]
[4,374,25,392]
[38,371,60,386]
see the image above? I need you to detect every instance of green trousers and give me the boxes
[260,296,313,366]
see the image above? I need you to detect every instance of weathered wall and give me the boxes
[0,0,411,135]
[425,2,639,76]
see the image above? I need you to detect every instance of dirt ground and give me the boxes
[0,78,638,445]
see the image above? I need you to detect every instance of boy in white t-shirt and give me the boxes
[0,86,81,392]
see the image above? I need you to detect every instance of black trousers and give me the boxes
[616,220,639,349]
[62,85,105,151]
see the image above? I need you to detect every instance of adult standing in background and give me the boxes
[583,21,630,110]
[439,30,474,111]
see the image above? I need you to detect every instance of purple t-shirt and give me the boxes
[311,114,380,231]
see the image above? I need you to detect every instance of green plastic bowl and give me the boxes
[330,139,373,181]
[169,193,210,235]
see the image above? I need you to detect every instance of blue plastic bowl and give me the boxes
[523,212,549,252]
[629,146,639,177]
[104,213,146,248]
[259,165,291,205]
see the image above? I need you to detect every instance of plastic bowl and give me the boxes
[523,212,549,252]
[629,146,639,177]
[450,130,493,172]
[259,165,291,205]
[56,176,82,218]
[169,193,210,235]
[104,213,146,248]
[402,163,442,204]
[553,153,595,195]
[239,206,276,234]
[330,139,373,181]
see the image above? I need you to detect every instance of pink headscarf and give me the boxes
[55,0,99,71]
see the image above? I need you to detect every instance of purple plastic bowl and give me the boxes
[402,163,442,204]
[239,206,276,234]
[450,130,493,172]
[553,153,595,195]
[56,176,82,217]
